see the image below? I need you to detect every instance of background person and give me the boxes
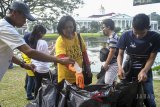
[0,1,74,81]
[117,13,160,107]
[100,19,119,85]
[55,15,91,88]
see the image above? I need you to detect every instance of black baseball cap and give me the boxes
[9,1,36,21]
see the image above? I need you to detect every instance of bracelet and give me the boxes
[20,61,25,68]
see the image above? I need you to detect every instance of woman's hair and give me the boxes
[57,15,76,35]
[28,24,46,49]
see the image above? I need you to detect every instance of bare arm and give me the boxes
[142,52,157,72]
[117,49,125,79]
[12,56,24,65]
[17,44,74,65]
[12,56,35,70]
[117,49,124,69]
[103,48,116,70]
[138,52,157,82]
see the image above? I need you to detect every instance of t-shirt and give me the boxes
[55,33,86,83]
[117,30,160,55]
[31,40,50,73]
[21,53,35,76]
[0,19,25,81]
[117,30,160,69]
[106,32,119,64]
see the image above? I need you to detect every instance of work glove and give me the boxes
[75,72,84,89]
[68,62,84,89]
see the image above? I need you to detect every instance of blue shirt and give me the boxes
[117,30,160,57]
[24,32,31,45]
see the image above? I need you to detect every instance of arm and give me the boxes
[17,44,74,65]
[138,52,157,82]
[117,49,125,79]
[103,48,116,70]
[12,56,35,70]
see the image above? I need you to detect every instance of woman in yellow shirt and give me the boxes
[55,16,91,88]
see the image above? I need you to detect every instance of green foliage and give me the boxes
[0,0,84,20]
[114,27,121,33]
[80,26,88,33]
[152,65,160,71]
[89,21,100,33]
[44,33,102,39]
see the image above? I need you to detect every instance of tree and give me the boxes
[80,26,87,33]
[89,21,100,33]
[0,0,84,20]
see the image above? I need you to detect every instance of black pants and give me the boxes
[34,71,50,98]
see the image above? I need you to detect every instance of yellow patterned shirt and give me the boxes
[55,33,86,83]
[21,53,35,76]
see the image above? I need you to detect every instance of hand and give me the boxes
[23,63,36,72]
[103,63,109,71]
[68,64,76,73]
[118,67,125,80]
[138,70,147,82]
[59,57,75,65]
[75,72,84,89]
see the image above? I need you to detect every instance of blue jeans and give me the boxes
[125,68,156,107]
[143,71,156,107]
[25,75,35,98]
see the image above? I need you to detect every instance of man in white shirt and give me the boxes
[0,1,74,81]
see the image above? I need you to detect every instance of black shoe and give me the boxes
[27,96,34,100]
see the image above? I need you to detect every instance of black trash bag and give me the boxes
[115,80,139,107]
[67,84,119,107]
[26,79,58,107]
[100,48,110,62]
[26,68,58,107]
[96,66,106,84]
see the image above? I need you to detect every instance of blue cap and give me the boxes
[9,1,36,21]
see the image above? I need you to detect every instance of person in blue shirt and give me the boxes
[117,13,160,107]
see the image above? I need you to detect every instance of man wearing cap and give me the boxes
[0,1,75,81]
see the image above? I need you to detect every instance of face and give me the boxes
[12,10,26,27]
[133,28,148,39]
[62,21,74,38]
[102,24,109,36]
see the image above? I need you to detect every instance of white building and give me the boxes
[75,13,133,32]
[75,13,159,32]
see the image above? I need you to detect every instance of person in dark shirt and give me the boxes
[117,13,160,107]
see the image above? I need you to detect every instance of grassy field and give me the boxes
[44,33,103,39]
[0,67,160,107]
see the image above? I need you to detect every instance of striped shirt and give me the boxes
[106,32,119,64]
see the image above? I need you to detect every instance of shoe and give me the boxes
[27,96,34,100]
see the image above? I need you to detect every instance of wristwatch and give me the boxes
[20,61,25,68]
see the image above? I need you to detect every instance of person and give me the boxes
[99,19,119,85]
[55,15,91,88]
[22,32,35,100]
[0,1,74,81]
[22,52,35,100]
[28,25,52,98]
[117,13,160,107]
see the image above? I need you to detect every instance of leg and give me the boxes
[24,74,28,92]
[34,72,42,98]
[26,76,35,100]
[143,72,156,107]
[104,63,118,85]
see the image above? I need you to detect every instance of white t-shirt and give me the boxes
[31,40,50,73]
[0,19,25,81]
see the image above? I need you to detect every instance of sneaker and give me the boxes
[27,96,34,100]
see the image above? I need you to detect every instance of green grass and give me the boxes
[0,67,160,107]
[44,33,103,39]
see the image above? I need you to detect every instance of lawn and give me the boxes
[0,67,160,107]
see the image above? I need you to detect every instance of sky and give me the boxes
[73,0,160,17]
